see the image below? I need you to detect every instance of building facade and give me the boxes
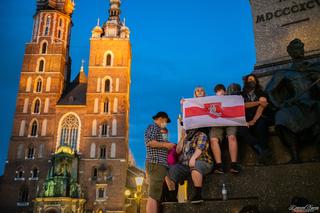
[0,0,136,212]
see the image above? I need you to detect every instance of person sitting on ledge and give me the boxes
[165,86,213,204]
[165,127,213,204]
[210,84,241,174]
[237,74,272,164]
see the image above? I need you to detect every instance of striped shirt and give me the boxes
[144,123,168,167]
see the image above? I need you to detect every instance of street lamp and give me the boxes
[134,177,144,213]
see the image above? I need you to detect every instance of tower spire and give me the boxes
[108,0,121,22]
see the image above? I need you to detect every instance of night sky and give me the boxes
[0,0,256,173]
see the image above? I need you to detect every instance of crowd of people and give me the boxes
[144,74,284,213]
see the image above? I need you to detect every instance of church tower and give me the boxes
[0,0,75,212]
[82,0,132,211]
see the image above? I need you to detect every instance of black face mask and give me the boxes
[247,81,256,89]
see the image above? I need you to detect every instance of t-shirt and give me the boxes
[241,89,268,121]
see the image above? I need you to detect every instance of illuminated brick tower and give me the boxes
[0,0,137,212]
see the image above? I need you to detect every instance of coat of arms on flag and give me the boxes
[183,95,247,130]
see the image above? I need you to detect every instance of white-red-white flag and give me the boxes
[183,95,247,130]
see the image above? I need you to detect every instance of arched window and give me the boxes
[106,54,112,66]
[31,167,39,178]
[30,120,38,137]
[41,41,48,54]
[104,51,114,66]
[38,59,45,72]
[105,79,111,92]
[27,144,35,159]
[103,99,109,113]
[90,143,96,158]
[58,113,80,150]
[32,98,41,114]
[35,78,43,93]
[16,167,24,179]
[100,145,106,159]
[58,18,64,39]
[44,15,51,36]
[112,119,117,136]
[18,184,28,202]
[101,122,108,137]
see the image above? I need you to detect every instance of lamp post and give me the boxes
[134,177,144,213]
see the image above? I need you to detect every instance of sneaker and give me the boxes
[214,163,224,174]
[229,162,241,174]
[189,191,203,204]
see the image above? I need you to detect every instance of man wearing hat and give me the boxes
[145,111,176,213]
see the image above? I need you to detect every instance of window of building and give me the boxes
[35,78,42,93]
[44,15,51,36]
[16,167,24,179]
[30,120,38,137]
[100,146,106,159]
[101,123,108,137]
[104,79,111,92]
[32,99,41,114]
[92,167,98,180]
[18,184,29,203]
[38,59,45,72]
[103,100,109,113]
[41,42,47,54]
[31,167,38,179]
[106,54,112,66]
[58,113,80,150]
[27,144,35,159]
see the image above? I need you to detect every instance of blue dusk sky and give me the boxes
[0,0,256,173]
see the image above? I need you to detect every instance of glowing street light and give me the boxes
[134,177,144,213]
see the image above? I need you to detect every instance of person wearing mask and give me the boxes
[145,112,176,213]
[237,74,272,163]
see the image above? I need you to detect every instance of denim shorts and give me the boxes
[168,160,213,184]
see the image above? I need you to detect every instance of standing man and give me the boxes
[145,112,176,213]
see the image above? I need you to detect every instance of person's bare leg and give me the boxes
[228,135,238,162]
[210,138,222,163]
[191,170,203,187]
[146,197,158,213]
[165,176,176,191]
